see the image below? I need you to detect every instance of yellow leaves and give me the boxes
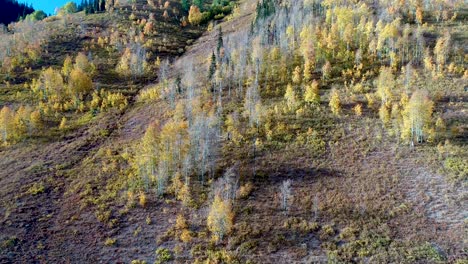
[379,103,391,125]
[175,214,188,230]
[0,105,40,145]
[353,104,362,117]
[284,83,298,111]
[322,61,332,80]
[376,66,395,104]
[188,5,202,25]
[329,89,341,116]
[61,55,73,78]
[74,52,95,76]
[303,60,314,82]
[59,116,67,130]
[139,192,147,207]
[401,90,434,144]
[0,106,14,144]
[69,68,93,99]
[207,195,234,242]
[292,66,302,84]
[304,80,320,105]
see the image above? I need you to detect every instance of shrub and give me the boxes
[104,238,116,246]
[155,247,172,264]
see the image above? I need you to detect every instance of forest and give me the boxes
[0,0,467,263]
[0,0,34,25]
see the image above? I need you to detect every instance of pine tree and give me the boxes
[216,27,223,57]
[208,52,216,79]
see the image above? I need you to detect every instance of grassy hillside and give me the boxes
[0,0,467,263]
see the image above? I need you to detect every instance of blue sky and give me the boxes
[22,0,79,15]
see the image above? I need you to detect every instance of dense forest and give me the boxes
[0,0,34,25]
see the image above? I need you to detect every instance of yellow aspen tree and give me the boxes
[434,31,451,74]
[59,116,67,130]
[188,6,202,25]
[69,68,93,100]
[30,110,42,130]
[379,104,391,125]
[401,90,434,146]
[284,83,298,110]
[303,60,313,83]
[13,105,30,139]
[415,0,423,25]
[322,61,331,80]
[0,106,14,144]
[292,66,302,85]
[74,52,95,76]
[207,195,233,242]
[61,55,73,78]
[329,89,341,116]
[353,104,362,116]
[304,80,320,105]
[376,66,395,105]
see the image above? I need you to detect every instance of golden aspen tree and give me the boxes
[30,110,42,130]
[353,104,362,116]
[74,52,95,76]
[379,104,391,125]
[329,89,341,116]
[322,61,332,80]
[69,68,93,100]
[13,105,31,139]
[0,106,14,144]
[434,31,451,73]
[303,60,313,83]
[304,80,320,105]
[415,0,423,25]
[207,195,234,242]
[144,21,154,35]
[376,67,395,105]
[423,48,435,74]
[292,66,302,84]
[401,90,434,146]
[284,83,298,110]
[59,117,67,130]
[188,6,202,25]
[61,55,73,78]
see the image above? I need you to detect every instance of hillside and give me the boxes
[0,0,467,263]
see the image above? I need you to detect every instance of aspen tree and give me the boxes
[0,106,13,144]
[322,61,332,80]
[62,55,73,78]
[284,83,298,111]
[69,68,93,100]
[329,89,341,116]
[401,90,434,146]
[353,104,362,116]
[376,67,395,105]
[59,116,67,130]
[188,6,202,25]
[207,195,233,242]
[304,80,320,105]
[280,179,292,214]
